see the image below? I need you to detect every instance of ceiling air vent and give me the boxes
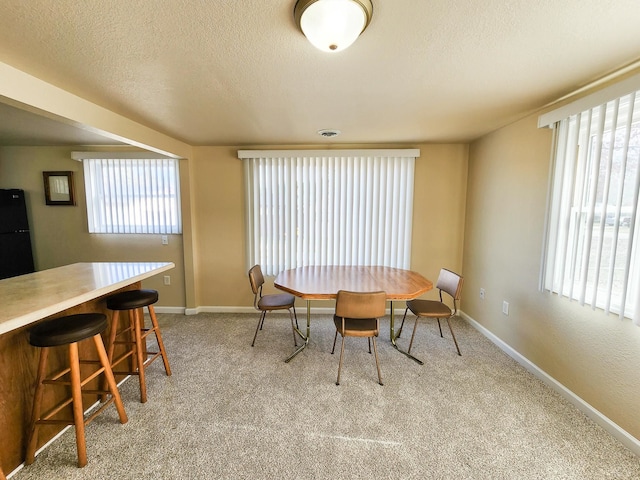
[317,129,341,138]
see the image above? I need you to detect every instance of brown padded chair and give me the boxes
[398,268,464,358]
[248,265,299,348]
[331,290,387,386]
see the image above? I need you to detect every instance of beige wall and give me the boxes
[0,143,468,311]
[463,114,640,440]
[0,146,186,306]
[189,144,468,308]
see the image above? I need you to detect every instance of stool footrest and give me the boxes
[112,350,162,376]
[35,397,117,430]
[84,399,117,427]
[111,349,159,369]
[42,365,108,389]
[113,328,156,343]
[111,350,135,368]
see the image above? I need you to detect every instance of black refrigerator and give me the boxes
[0,189,35,279]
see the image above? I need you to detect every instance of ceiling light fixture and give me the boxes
[294,0,373,53]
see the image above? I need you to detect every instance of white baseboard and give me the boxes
[154,306,187,314]
[459,310,640,457]
[184,305,409,316]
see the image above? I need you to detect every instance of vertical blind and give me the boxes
[542,90,640,323]
[240,150,418,276]
[82,158,182,234]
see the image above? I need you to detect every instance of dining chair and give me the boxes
[331,290,387,386]
[398,268,464,358]
[248,265,299,348]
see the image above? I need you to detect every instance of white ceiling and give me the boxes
[1,0,640,147]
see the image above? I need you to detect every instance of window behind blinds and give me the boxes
[542,90,640,322]
[82,158,182,234]
[240,150,418,276]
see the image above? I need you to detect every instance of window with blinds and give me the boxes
[240,150,418,276]
[542,90,640,322]
[82,157,182,234]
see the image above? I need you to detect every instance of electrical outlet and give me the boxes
[163,275,171,285]
[161,235,169,245]
[502,301,509,315]
[480,288,485,300]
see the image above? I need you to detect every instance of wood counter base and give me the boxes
[0,283,139,474]
[0,261,175,475]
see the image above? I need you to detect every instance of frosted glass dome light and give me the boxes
[294,0,373,53]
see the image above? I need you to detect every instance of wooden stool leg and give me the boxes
[25,347,50,465]
[92,334,128,423]
[101,310,121,401]
[147,305,171,376]
[133,308,148,403]
[105,310,121,364]
[68,342,87,468]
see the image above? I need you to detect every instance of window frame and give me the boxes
[239,149,419,276]
[73,152,182,235]
[540,89,640,323]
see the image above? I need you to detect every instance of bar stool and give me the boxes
[105,289,171,403]
[26,313,128,468]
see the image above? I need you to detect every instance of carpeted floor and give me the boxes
[11,312,640,479]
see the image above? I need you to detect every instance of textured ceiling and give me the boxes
[1,0,640,147]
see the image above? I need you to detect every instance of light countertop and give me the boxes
[0,262,175,335]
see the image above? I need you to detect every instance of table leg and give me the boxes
[285,300,310,363]
[389,300,424,365]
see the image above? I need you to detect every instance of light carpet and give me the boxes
[11,312,640,479]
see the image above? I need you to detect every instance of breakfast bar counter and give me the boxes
[0,262,174,475]
[0,262,175,335]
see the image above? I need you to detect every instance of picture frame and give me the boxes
[43,171,76,206]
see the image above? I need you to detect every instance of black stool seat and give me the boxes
[106,289,158,310]
[29,313,108,347]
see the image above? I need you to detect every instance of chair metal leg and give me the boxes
[288,308,298,347]
[331,330,338,354]
[372,337,383,386]
[336,336,346,385]
[408,316,420,354]
[437,318,444,337]
[292,306,299,330]
[446,317,462,355]
[397,307,409,338]
[252,311,266,346]
[368,337,372,353]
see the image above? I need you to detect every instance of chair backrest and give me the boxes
[335,290,387,319]
[248,264,264,299]
[436,268,463,312]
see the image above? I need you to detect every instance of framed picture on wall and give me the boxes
[43,171,76,206]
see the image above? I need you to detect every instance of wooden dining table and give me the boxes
[274,265,432,363]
